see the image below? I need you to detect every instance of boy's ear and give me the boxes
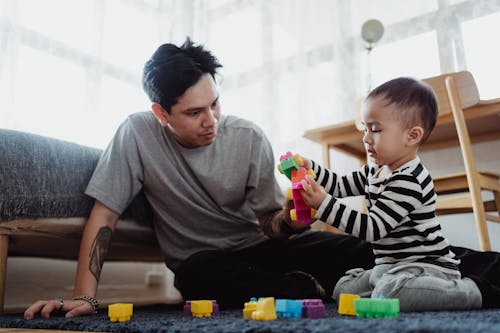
[151,103,169,126]
[407,126,424,146]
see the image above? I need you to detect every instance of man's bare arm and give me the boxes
[73,200,119,298]
[24,200,119,319]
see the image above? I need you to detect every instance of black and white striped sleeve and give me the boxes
[311,160,369,198]
[315,173,424,242]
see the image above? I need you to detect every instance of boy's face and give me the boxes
[360,95,418,171]
[152,73,221,148]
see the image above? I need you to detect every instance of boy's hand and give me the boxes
[300,175,327,209]
[294,153,312,169]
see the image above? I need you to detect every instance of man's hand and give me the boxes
[279,198,314,234]
[300,174,327,209]
[282,198,315,228]
[24,298,95,319]
[259,199,311,239]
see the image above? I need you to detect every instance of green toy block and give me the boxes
[354,298,399,318]
[278,155,301,180]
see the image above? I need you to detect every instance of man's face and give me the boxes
[161,74,221,148]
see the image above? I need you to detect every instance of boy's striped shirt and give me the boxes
[312,157,459,274]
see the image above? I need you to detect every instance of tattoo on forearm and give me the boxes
[89,226,112,282]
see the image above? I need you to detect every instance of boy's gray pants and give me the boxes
[332,263,482,312]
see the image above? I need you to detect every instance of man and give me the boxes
[24,38,373,319]
[24,38,500,319]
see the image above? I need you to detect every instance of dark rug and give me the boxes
[2,303,500,333]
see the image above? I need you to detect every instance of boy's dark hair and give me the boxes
[142,37,222,113]
[367,77,438,144]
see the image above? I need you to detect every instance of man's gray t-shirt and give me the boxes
[85,112,284,272]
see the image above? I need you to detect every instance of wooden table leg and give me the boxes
[0,235,8,314]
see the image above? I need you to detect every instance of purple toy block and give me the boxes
[183,301,192,316]
[211,300,219,315]
[302,299,326,318]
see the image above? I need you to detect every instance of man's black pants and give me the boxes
[174,231,500,309]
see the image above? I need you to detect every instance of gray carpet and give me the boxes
[1,303,500,332]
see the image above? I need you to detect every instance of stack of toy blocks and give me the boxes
[278,151,317,223]
[252,297,277,321]
[301,299,326,318]
[354,298,400,318]
[275,299,302,318]
[184,300,219,318]
[108,303,133,322]
[338,293,360,316]
[243,298,258,319]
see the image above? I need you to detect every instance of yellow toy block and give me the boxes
[243,298,257,319]
[108,303,133,322]
[338,293,360,316]
[191,300,213,317]
[251,297,277,321]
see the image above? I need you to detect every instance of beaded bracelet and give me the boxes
[72,295,99,313]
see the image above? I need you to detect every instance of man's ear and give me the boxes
[151,103,169,126]
[407,126,424,146]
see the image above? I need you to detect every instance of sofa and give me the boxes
[0,128,164,313]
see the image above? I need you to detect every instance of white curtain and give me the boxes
[2,0,500,250]
[0,0,192,148]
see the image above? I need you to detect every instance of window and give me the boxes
[208,7,262,76]
[13,46,86,141]
[18,0,96,54]
[370,31,440,87]
[1,0,165,148]
[462,12,500,99]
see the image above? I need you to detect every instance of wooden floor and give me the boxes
[3,257,183,331]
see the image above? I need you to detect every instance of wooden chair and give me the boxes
[422,71,500,251]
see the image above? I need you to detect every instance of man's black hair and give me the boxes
[142,37,222,113]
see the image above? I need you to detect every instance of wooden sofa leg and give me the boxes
[0,235,8,314]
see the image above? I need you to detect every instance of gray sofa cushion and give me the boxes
[0,128,152,225]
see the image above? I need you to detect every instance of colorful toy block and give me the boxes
[184,300,219,318]
[275,299,302,318]
[277,151,301,179]
[251,297,277,321]
[243,297,258,319]
[183,301,191,316]
[338,293,360,316]
[108,303,133,322]
[301,299,326,318]
[354,298,400,318]
[278,151,317,223]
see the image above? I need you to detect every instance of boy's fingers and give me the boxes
[306,176,319,191]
